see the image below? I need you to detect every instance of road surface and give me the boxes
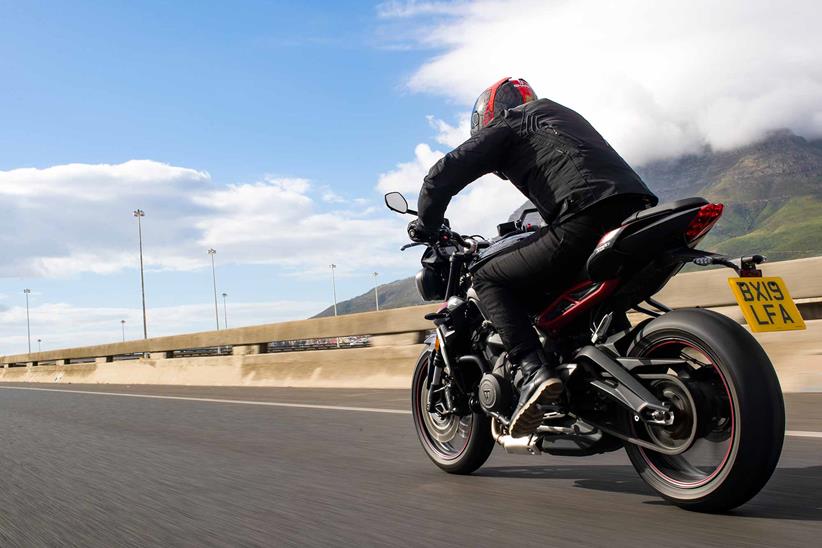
[0,383,819,547]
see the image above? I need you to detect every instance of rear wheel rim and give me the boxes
[413,357,472,461]
[636,338,735,488]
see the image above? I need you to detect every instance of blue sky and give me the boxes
[0,1,437,184]
[0,1,467,351]
[0,0,819,352]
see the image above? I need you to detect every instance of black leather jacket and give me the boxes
[417,98,658,229]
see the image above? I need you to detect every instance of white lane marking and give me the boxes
[0,386,412,415]
[786,430,822,439]
[1,386,821,437]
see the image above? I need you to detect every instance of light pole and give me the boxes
[133,209,148,339]
[208,249,219,330]
[222,292,228,329]
[329,264,338,316]
[121,319,126,342]
[23,288,31,354]
[37,338,42,352]
[373,272,380,311]
[330,264,340,347]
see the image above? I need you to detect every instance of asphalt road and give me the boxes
[0,384,819,547]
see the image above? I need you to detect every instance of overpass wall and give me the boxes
[1,258,820,391]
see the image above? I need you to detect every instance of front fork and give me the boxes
[426,349,446,413]
[426,328,471,415]
[424,330,450,414]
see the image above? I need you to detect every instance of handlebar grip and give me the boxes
[442,230,468,247]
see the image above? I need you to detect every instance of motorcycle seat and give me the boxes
[622,197,708,225]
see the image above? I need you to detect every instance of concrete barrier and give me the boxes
[0,257,819,391]
[0,304,436,366]
[0,345,425,389]
[655,256,822,308]
[754,320,822,392]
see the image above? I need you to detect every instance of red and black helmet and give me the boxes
[470,77,537,136]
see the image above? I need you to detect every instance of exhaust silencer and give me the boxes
[491,417,541,455]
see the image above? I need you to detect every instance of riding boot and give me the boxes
[509,349,563,438]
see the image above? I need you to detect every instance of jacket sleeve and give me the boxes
[417,121,512,229]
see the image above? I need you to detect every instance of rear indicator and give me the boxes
[685,203,724,242]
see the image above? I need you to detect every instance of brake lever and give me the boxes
[401,242,426,251]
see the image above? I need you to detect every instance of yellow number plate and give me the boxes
[728,276,806,332]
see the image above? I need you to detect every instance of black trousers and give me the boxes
[472,198,644,363]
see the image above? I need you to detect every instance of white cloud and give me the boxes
[377,143,444,194]
[376,118,527,236]
[0,160,209,200]
[426,114,471,148]
[445,176,526,235]
[31,252,137,278]
[320,187,346,203]
[0,161,414,280]
[0,160,214,277]
[195,178,413,274]
[390,0,822,165]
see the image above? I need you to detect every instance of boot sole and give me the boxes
[509,379,563,438]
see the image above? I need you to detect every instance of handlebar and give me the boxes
[403,223,488,257]
[440,227,468,247]
[438,227,489,257]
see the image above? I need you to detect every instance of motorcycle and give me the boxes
[385,191,795,512]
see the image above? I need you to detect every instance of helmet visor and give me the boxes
[470,89,491,136]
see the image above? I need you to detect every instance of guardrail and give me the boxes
[1,305,436,367]
[1,257,820,390]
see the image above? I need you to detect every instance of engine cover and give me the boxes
[478,373,511,413]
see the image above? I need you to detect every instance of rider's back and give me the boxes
[496,98,657,225]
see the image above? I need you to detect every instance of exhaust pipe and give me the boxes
[491,417,541,455]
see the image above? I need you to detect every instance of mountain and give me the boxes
[314,130,822,316]
[635,130,822,261]
[313,276,424,318]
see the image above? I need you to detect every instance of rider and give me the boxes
[408,77,658,437]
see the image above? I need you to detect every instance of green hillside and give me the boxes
[705,196,822,261]
[638,130,822,260]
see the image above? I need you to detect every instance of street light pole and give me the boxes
[373,272,380,311]
[329,264,340,347]
[133,209,148,339]
[329,264,338,316]
[37,338,42,352]
[208,249,219,330]
[121,319,126,342]
[23,288,31,354]
[222,292,228,329]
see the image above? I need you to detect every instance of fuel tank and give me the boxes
[468,232,533,272]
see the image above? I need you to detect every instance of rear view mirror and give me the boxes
[385,192,409,214]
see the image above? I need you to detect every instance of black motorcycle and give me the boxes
[385,191,787,512]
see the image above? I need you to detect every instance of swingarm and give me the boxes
[575,346,676,426]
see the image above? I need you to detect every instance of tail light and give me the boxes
[685,203,724,242]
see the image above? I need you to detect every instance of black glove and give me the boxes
[407,219,438,243]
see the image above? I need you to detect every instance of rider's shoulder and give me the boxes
[500,98,554,124]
